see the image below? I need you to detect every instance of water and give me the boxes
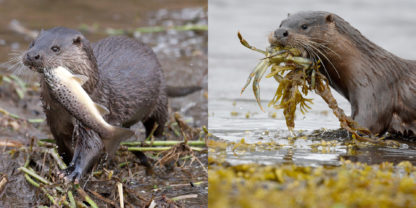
[208,0,416,166]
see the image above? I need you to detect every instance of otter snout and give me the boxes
[23,50,44,71]
[270,28,289,46]
[274,28,289,39]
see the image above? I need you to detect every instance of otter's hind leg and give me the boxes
[138,96,168,173]
[59,121,104,183]
[53,134,73,164]
[143,117,165,138]
[49,127,73,164]
[143,95,168,138]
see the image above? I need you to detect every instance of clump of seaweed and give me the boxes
[238,32,385,144]
[209,160,416,208]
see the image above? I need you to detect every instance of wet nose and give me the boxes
[274,28,289,40]
[26,51,41,61]
[23,51,43,66]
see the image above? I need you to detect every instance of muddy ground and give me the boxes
[0,0,207,207]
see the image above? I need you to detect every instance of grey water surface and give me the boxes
[208,0,416,166]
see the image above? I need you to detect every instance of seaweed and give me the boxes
[238,32,387,144]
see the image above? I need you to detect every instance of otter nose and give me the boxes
[26,51,41,61]
[23,50,43,67]
[274,28,289,39]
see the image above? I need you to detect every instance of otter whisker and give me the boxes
[306,46,334,85]
[294,40,335,86]
[2,51,24,71]
[297,42,334,84]
[308,39,342,59]
[304,40,341,79]
[2,50,38,83]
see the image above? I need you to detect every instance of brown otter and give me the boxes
[269,11,416,136]
[22,27,199,182]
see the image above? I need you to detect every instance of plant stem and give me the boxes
[121,140,205,147]
[117,182,124,208]
[104,24,207,35]
[77,187,99,208]
[24,174,39,187]
[48,148,67,169]
[19,167,51,185]
[68,191,76,208]
[41,187,57,206]
[128,146,205,152]
[0,175,7,193]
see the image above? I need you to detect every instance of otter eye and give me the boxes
[51,46,60,53]
[301,24,308,30]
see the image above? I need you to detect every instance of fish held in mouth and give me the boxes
[43,66,134,153]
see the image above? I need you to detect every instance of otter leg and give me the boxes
[145,94,168,138]
[53,133,73,164]
[59,121,103,183]
[136,96,168,174]
[143,118,164,138]
[140,114,166,174]
[48,123,74,164]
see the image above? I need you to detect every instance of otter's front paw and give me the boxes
[57,165,83,184]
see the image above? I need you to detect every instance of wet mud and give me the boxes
[0,0,207,207]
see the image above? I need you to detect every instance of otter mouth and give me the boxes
[268,44,310,59]
[22,59,43,72]
[22,54,46,73]
[268,33,310,59]
[25,65,45,73]
[28,66,37,71]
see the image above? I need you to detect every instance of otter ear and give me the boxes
[73,36,82,45]
[325,14,334,23]
[287,13,291,17]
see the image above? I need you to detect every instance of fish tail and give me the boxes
[102,126,135,154]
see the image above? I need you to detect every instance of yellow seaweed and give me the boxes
[209,160,416,208]
[238,32,386,144]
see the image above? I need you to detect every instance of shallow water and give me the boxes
[208,0,416,166]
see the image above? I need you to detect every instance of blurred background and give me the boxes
[0,0,207,206]
[208,0,416,165]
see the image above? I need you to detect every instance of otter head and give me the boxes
[269,11,335,54]
[23,27,97,75]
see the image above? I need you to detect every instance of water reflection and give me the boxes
[208,0,416,166]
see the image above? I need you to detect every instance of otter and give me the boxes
[22,27,198,182]
[269,11,416,136]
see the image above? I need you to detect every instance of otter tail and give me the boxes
[103,126,135,154]
[165,86,202,97]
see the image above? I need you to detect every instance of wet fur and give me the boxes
[272,11,416,136]
[24,27,168,180]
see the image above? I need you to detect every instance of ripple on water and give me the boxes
[208,0,416,166]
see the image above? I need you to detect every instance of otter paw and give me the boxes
[57,166,82,184]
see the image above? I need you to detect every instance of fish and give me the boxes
[42,66,134,153]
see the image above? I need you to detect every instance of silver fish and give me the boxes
[43,66,134,153]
